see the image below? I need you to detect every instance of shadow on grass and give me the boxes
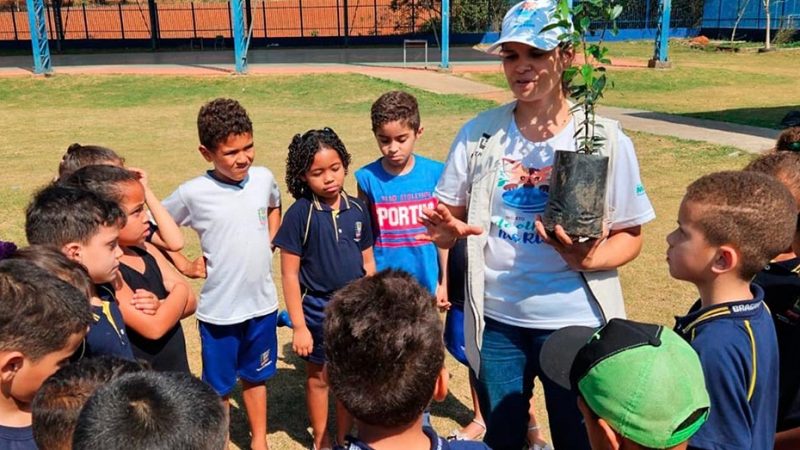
[665,105,797,132]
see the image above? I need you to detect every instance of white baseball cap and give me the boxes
[485,0,570,54]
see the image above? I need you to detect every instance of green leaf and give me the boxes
[611,4,623,20]
[581,64,594,84]
[580,17,591,32]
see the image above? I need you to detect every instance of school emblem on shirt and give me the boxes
[354,221,363,242]
[257,207,267,226]
[257,349,272,371]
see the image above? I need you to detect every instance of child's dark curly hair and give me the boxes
[777,127,800,153]
[197,98,253,151]
[285,127,352,200]
[370,91,421,132]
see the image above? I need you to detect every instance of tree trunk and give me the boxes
[764,0,771,49]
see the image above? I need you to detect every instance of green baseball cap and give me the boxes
[540,319,710,449]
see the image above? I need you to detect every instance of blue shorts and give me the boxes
[302,292,329,366]
[444,303,469,366]
[198,311,278,396]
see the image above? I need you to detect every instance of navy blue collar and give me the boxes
[311,192,351,212]
[206,170,247,189]
[337,426,445,450]
[675,283,765,336]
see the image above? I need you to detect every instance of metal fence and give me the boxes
[0,0,704,42]
[701,0,800,30]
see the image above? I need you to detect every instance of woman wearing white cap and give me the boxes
[420,1,655,449]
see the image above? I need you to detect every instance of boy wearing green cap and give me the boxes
[667,171,796,450]
[541,318,710,450]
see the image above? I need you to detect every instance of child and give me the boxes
[65,165,196,372]
[162,98,281,450]
[669,170,796,450]
[0,260,92,450]
[355,91,447,303]
[55,143,199,276]
[72,371,228,450]
[776,127,800,152]
[274,127,375,450]
[539,319,710,450]
[25,185,136,360]
[324,269,489,450]
[32,356,144,450]
[745,152,800,449]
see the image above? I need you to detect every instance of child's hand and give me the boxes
[182,256,207,279]
[131,289,161,315]
[435,284,451,311]
[128,167,150,189]
[292,327,314,357]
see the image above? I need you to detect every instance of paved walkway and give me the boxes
[0,46,779,152]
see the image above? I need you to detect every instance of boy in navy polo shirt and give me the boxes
[668,171,797,450]
[325,270,489,450]
[355,91,447,305]
[162,98,281,450]
[745,151,800,449]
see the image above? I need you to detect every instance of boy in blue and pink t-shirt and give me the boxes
[356,91,447,304]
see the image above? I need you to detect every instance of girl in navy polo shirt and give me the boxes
[274,128,376,450]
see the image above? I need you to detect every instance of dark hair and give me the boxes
[26,185,126,247]
[776,127,800,153]
[12,245,94,299]
[684,170,797,279]
[370,91,421,132]
[73,371,227,450]
[285,127,352,200]
[744,151,800,208]
[58,143,124,180]
[62,165,140,204]
[32,357,144,450]
[0,260,92,361]
[325,269,443,428]
[197,98,253,151]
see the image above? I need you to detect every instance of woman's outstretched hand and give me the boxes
[416,204,483,249]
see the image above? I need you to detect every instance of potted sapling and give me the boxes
[541,0,624,239]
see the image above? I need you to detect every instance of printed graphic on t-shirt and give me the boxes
[493,158,552,246]
[372,193,437,249]
[258,207,267,226]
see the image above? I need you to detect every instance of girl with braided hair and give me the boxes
[273,127,376,450]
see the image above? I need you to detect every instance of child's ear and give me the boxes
[61,242,82,263]
[415,126,425,138]
[0,352,24,384]
[596,417,622,450]
[198,146,214,163]
[712,245,739,274]
[432,366,448,402]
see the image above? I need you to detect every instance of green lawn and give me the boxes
[462,40,800,129]
[0,73,757,448]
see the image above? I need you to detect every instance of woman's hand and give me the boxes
[534,217,609,271]
[417,204,483,249]
[292,327,314,357]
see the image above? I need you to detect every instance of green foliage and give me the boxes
[543,0,623,153]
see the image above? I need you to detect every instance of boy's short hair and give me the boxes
[197,98,253,151]
[684,170,797,279]
[58,143,124,180]
[32,356,144,450]
[325,269,443,428]
[72,371,227,450]
[62,165,140,204]
[370,91,421,132]
[745,151,800,208]
[541,319,710,449]
[12,245,94,299]
[0,260,92,361]
[776,126,800,153]
[25,185,126,247]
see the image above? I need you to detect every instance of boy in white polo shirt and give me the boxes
[163,98,281,450]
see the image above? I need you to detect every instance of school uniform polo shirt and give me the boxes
[754,257,800,431]
[339,426,491,450]
[273,193,373,296]
[674,284,779,450]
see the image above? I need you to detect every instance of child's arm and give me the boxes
[775,428,800,450]
[114,265,189,340]
[145,242,197,317]
[436,247,450,310]
[129,167,184,252]
[267,206,281,251]
[281,250,313,357]
[362,247,376,276]
[164,249,207,279]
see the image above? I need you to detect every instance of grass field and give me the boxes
[0,73,756,448]
[461,40,800,129]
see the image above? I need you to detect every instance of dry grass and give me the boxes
[0,72,755,448]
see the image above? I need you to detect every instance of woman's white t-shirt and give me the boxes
[435,117,655,330]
